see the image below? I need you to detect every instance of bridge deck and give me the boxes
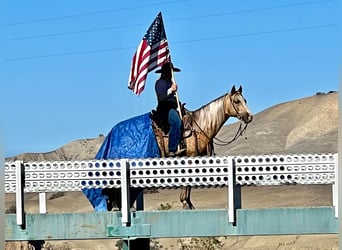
[5,207,338,241]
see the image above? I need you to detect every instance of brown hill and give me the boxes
[6,91,338,162]
[7,137,105,161]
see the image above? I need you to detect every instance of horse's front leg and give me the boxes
[180,186,195,209]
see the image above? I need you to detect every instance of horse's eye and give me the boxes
[234,99,240,104]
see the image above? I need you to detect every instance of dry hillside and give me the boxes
[6,91,338,162]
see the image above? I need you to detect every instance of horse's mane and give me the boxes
[189,93,228,120]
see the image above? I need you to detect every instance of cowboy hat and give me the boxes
[155,62,181,73]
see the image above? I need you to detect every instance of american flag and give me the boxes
[128,12,170,95]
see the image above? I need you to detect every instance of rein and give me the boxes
[190,114,248,147]
[213,122,248,146]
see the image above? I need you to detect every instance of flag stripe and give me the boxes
[128,12,170,95]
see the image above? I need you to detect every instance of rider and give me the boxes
[155,62,186,157]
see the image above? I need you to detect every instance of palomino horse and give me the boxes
[153,85,253,209]
[101,85,252,211]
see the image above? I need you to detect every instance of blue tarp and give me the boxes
[82,112,160,211]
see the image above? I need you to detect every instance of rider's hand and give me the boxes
[171,83,178,92]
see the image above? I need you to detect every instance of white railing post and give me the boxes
[15,160,25,228]
[39,192,47,214]
[121,159,131,226]
[228,157,241,225]
[228,157,234,223]
[333,153,338,218]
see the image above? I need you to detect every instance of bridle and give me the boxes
[213,92,249,146]
[228,91,247,120]
[186,92,249,149]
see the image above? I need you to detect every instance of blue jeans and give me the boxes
[168,109,182,152]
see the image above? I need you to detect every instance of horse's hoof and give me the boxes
[183,204,191,209]
[182,202,194,210]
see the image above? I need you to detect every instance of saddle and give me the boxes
[150,104,192,157]
[150,103,192,137]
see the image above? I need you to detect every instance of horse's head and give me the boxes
[226,85,253,123]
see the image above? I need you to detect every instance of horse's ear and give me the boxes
[231,85,236,94]
[238,85,242,93]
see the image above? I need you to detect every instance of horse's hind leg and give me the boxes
[180,186,195,209]
[103,188,121,211]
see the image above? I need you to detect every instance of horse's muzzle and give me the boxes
[243,114,253,124]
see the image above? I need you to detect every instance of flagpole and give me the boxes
[161,13,183,152]
[170,64,183,152]
[170,65,183,119]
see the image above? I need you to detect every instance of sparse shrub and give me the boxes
[41,242,71,250]
[115,240,123,250]
[144,188,159,194]
[150,239,163,250]
[158,203,172,210]
[49,192,65,200]
[277,235,300,248]
[116,239,163,250]
[178,237,225,250]
[41,242,54,250]
[5,205,16,214]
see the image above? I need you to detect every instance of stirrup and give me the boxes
[168,148,186,157]
[183,129,192,138]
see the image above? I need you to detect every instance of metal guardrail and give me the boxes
[5,153,337,192]
[4,153,338,226]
